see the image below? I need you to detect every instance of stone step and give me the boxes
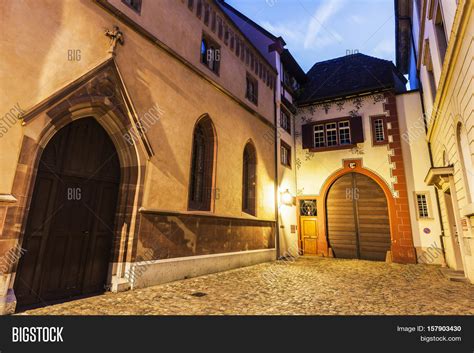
[440,268,470,283]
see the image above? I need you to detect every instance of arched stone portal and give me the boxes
[326,172,391,261]
[0,60,149,313]
[317,160,416,264]
[14,118,121,308]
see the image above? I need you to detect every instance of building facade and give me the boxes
[217,1,306,258]
[0,0,280,314]
[292,54,442,264]
[0,0,471,315]
[396,0,474,282]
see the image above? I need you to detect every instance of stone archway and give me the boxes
[14,118,121,308]
[318,160,416,264]
[326,172,391,261]
[0,60,149,313]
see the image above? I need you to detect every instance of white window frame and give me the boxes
[414,192,433,219]
[313,125,325,148]
[325,122,338,147]
[374,118,385,142]
[338,120,351,145]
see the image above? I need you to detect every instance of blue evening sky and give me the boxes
[226,0,396,72]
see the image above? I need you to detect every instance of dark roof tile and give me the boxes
[298,53,407,104]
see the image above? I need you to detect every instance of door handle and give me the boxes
[82,230,90,236]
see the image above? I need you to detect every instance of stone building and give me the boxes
[216,0,307,258]
[0,0,280,313]
[396,0,474,282]
[293,53,442,264]
[0,0,471,315]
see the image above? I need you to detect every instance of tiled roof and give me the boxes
[298,53,407,105]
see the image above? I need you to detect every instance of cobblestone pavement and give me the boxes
[18,257,474,315]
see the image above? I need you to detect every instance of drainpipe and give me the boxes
[274,73,280,260]
[416,57,447,266]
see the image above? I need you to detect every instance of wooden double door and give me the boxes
[326,173,391,261]
[14,118,120,308]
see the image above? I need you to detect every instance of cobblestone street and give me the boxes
[18,257,474,315]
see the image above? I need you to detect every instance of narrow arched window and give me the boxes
[242,142,257,216]
[189,116,216,211]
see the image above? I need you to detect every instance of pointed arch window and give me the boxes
[189,116,216,211]
[242,142,257,216]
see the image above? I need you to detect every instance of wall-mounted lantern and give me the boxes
[281,189,294,206]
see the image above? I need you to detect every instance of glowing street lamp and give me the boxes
[281,189,294,206]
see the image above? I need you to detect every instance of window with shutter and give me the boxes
[302,123,315,149]
[301,116,364,151]
[351,115,364,144]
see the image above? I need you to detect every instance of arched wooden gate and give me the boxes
[326,172,391,261]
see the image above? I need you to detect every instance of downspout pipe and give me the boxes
[412,27,447,266]
[274,72,280,260]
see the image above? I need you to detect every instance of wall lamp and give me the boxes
[281,189,295,206]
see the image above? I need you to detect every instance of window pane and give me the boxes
[338,120,351,145]
[374,119,385,142]
[280,110,291,134]
[417,194,429,218]
[314,125,325,148]
[280,143,290,166]
[326,122,337,146]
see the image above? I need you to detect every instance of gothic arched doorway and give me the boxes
[326,172,391,261]
[14,118,120,308]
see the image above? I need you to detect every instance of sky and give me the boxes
[226,0,396,72]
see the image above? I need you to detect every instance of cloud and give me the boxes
[303,0,345,49]
[259,21,304,43]
[372,38,394,58]
[350,15,364,25]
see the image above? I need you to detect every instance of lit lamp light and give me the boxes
[281,189,294,206]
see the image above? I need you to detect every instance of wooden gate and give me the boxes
[14,118,120,308]
[326,173,391,261]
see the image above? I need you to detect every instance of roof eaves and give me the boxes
[211,0,277,73]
